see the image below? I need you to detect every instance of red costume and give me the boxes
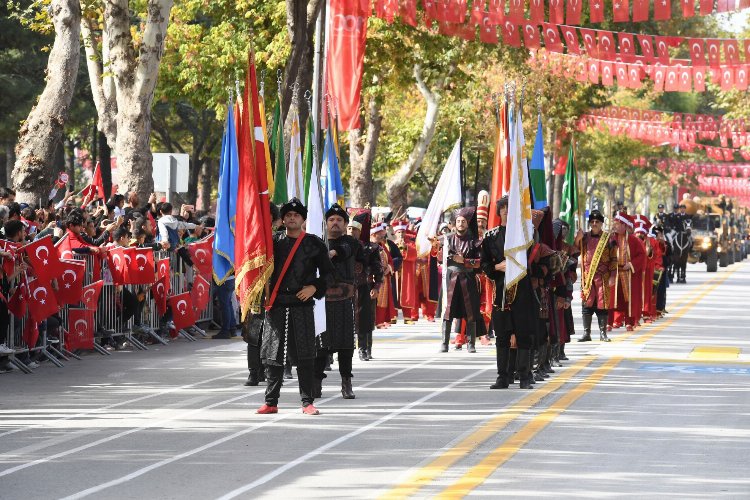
[374,224,397,328]
[396,226,419,323]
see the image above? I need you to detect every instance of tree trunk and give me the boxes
[386,63,451,214]
[552,173,564,218]
[12,0,81,203]
[80,16,118,149]
[105,0,173,198]
[348,98,382,207]
[605,183,617,218]
[199,157,213,212]
[99,131,112,199]
[65,137,76,192]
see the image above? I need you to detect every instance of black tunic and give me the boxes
[354,241,384,336]
[260,232,333,365]
[438,232,482,322]
[321,234,361,351]
[480,226,539,348]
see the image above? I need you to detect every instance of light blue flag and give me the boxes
[529,115,548,209]
[321,129,344,210]
[212,105,239,285]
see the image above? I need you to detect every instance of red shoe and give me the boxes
[606,325,613,332]
[302,404,320,415]
[256,404,278,414]
[626,325,634,332]
[612,323,622,329]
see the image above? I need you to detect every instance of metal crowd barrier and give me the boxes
[2,245,226,374]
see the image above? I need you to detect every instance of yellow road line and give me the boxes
[435,357,622,499]
[688,346,741,361]
[377,356,596,500]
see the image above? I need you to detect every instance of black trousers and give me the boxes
[247,344,262,372]
[264,328,314,406]
[315,349,354,379]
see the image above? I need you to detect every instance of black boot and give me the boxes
[358,349,367,361]
[341,377,355,399]
[517,348,534,389]
[366,330,373,360]
[245,369,259,386]
[325,354,333,371]
[284,362,293,379]
[597,313,611,342]
[440,320,451,352]
[559,343,569,361]
[490,346,510,389]
[467,321,477,353]
[578,313,593,342]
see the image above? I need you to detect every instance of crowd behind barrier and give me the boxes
[0,187,232,375]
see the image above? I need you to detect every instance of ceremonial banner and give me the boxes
[271,96,287,204]
[305,138,327,337]
[529,114,548,209]
[326,0,368,130]
[488,101,511,230]
[213,104,239,285]
[67,309,95,351]
[559,142,579,245]
[287,105,305,201]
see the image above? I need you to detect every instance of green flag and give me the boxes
[302,115,314,202]
[559,141,579,245]
[271,97,287,204]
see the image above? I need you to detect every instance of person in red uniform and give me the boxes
[608,212,646,332]
[476,190,493,343]
[393,219,419,324]
[634,216,660,323]
[372,223,397,328]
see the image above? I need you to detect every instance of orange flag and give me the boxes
[488,101,511,230]
[234,49,274,320]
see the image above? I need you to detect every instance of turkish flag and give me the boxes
[633,0,649,20]
[542,24,563,52]
[27,278,59,323]
[689,39,706,65]
[507,0,523,21]
[82,280,103,311]
[0,240,19,277]
[325,0,368,130]
[168,293,196,332]
[156,258,171,294]
[682,0,695,15]
[566,0,583,24]
[736,66,748,90]
[654,0,671,19]
[598,31,616,58]
[589,0,605,22]
[665,66,679,91]
[619,33,636,62]
[487,0,504,23]
[580,29,598,57]
[125,247,155,285]
[549,0,564,23]
[652,65,666,90]
[107,246,128,285]
[423,0,439,24]
[601,61,615,86]
[724,40,739,64]
[522,23,541,50]
[723,147,734,161]
[501,20,521,47]
[8,279,28,318]
[55,259,85,306]
[23,319,39,349]
[699,0,712,13]
[616,62,630,87]
[717,0,735,12]
[151,274,169,316]
[613,0,629,22]
[638,35,655,62]
[480,13,499,43]
[399,0,417,26]
[560,26,580,54]
[529,0,545,23]
[375,0,397,23]
[187,236,213,278]
[678,66,692,91]
[470,0,484,24]
[693,66,707,91]
[588,60,600,84]
[721,67,735,91]
[67,308,95,351]
[655,36,670,63]
[21,236,62,283]
[707,39,721,67]
[191,275,211,315]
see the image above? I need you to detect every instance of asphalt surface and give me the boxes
[1,261,749,499]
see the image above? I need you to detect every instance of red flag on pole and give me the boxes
[107,246,128,285]
[191,275,211,315]
[55,259,86,305]
[325,0,369,130]
[0,240,19,277]
[487,101,510,230]
[82,280,103,310]
[168,292,196,331]
[21,236,62,283]
[8,278,28,318]
[125,247,155,285]
[156,258,171,294]
[152,274,169,316]
[187,236,213,278]
[27,279,59,322]
[67,308,95,350]
[234,49,274,321]
[23,319,39,348]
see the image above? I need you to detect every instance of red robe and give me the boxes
[398,237,419,321]
[643,236,662,320]
[376,242,397,328]
[609,233,646,328]
[417,256,437,321]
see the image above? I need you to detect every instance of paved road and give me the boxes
[1,262,749,499]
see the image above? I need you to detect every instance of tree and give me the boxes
[11,0,80,203]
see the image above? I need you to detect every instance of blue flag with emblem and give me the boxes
[529,114,548,209]
[321,128,344,210]
[212,104,239,285]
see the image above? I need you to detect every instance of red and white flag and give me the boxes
[27,278,59,322]
[21,236,62,283]
[168,293,196,331]
[157,258,171,294]
[152,274,169,316]
[82,280,104,310]
[55,259,86,305]
[67,308,95,350]
[107,246,128,285]
[191,275,211,315]
[125,247,155,285]
[187,236,213,278]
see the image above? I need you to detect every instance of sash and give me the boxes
[581,231,610,300]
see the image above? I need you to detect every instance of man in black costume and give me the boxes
[347,210,383,361]
[481,196,538,389]
[257,198,333,416]
[438,207,482,353]
[315,203,362,400]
